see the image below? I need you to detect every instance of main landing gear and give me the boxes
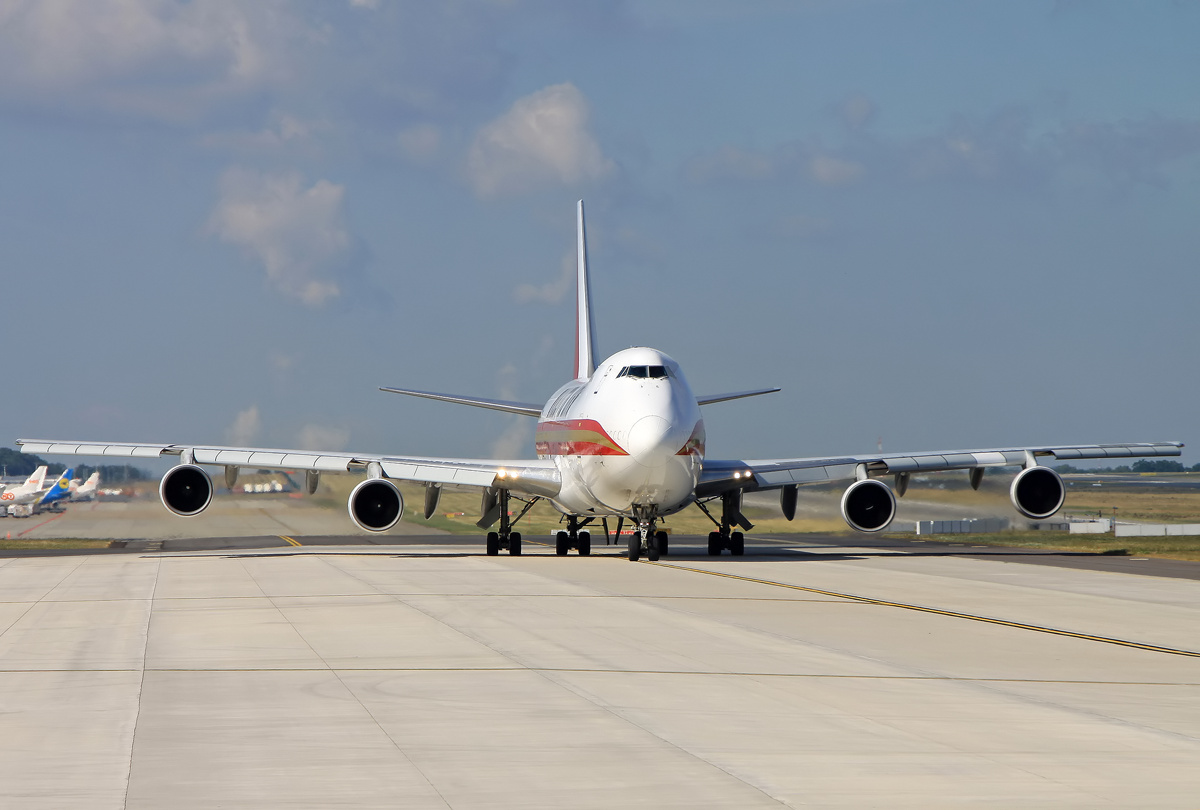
[697,490,748,556]
[555,515,592,556]
[483,489,538,557]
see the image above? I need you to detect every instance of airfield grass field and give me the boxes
[5,472,1199,559]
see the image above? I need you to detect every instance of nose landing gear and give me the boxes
[626,507,669,562]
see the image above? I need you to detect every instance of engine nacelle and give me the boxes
[348,478,404,532]
[160,464,214,517]
[840,478,896,533]
[1009,466,1065,519]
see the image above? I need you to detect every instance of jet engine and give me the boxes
[348,478,404,532]
[1009,466,1065,519]
[160,464,214,517]
[840,478,896,533]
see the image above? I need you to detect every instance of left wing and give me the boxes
[698,441,1184,496]
[17,440,561,499]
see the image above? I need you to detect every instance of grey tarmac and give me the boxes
[1,501,1199,808]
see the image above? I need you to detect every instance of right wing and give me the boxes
[696,388,780,406]
[698,441,1184,496]
[17,440,561,499]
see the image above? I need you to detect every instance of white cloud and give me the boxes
[200,112,322,153]
[226,405,261,446]
[514,251,573,305]
[466,82,613,197]
[208,167,352,306]
[0,0,304,122]
[838,94,876,130]
[297,424,350,451]
[490,418,532,459]
[809,155,865,186]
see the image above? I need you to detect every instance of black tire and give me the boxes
[655,531,669,557]
[578,531,591,556]
[509,531,522,556]
[556,530,569,556]
[647,531,660,562]
[486,532,499,556]
[731,531,745,556]
[627,531,641,561]
[707,531,722,556]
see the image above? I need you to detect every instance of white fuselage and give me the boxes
[536,347,704,519]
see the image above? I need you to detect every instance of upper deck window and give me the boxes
[617,365,670,379]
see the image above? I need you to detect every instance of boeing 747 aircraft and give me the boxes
[19,203,1182,559]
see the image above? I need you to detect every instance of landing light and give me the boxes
[497,469,508,479]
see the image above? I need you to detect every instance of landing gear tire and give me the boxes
[509,531,522,556]
[556,531,569,556]
[578,530,591,556]
[486,532,499,556]
[730,531,745,556]
[655,531,669,557]
[647,531,661,562]
[627,532,641,562]
[707,531,721,556]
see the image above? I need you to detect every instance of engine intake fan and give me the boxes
[840,478,896,533]
[160,464,214,517]
[348,478,404,532]
[1010,466,1065,519]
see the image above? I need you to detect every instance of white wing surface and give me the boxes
[698,441,1184,496]
[17,440,561,499]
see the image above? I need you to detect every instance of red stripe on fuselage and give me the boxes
[535,419,627,456]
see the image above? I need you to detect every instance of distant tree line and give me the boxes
[1055,460,1200,474]
[0,448,150,481]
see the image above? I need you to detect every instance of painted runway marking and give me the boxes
[279,535,302,547]
[648,561,1200,659]
[17,512,67,537]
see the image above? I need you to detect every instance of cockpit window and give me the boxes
[617,365,670,379]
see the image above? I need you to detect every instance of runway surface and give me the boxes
[3,517,1200,808]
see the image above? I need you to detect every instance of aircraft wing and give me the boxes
[17,440,561,499]
[697,441,1184,497]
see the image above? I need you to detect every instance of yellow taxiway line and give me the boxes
[279,535,302,547]
[648,561,1200,659]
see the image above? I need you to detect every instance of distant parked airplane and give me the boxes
[0,466,48,517]
[19,202,1183,558]
[69,472,101,502]
[34,468,75,513]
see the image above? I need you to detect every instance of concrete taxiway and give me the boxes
[1,503,1199,808]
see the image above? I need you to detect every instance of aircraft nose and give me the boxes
[626,415,674,467]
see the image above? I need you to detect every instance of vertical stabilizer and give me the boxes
[574,200,597,380]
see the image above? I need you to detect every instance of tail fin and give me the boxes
[574,200,597,380]
[26,466,47,490]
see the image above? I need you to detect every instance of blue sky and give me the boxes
[1,0,1196,467]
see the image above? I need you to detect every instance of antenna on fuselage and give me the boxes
[575,200,597,381]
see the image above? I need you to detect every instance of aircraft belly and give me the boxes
[551,454,699,516]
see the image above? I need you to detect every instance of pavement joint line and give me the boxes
[1,667,1195,686]
[647,561,1200,659]
[16,511,67,537]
